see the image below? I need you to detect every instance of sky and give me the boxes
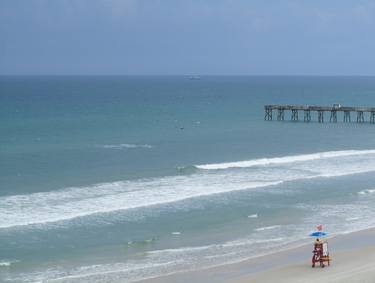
[1,0,375,75]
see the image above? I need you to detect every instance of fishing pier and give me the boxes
[264,104,375,123]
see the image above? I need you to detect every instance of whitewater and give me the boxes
[2,149,375,229]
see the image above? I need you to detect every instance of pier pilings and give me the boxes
[264,105,375,124]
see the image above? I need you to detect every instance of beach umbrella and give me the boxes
[310,231,327,237]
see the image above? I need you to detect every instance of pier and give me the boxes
[264,104,375,123]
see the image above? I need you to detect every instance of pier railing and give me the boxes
[264,105,375,123]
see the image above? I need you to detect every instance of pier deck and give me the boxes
[264,104,375,123]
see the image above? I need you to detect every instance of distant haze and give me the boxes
[1,0,375,75]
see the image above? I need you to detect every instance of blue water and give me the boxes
[2,76,375,282]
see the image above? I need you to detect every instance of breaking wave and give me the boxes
[195,149,375,170]
[2,149,375,229]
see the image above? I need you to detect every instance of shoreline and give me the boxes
[138,227,375,283]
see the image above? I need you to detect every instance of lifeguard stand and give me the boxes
[312,239,330,268]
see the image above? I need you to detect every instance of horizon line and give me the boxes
[2,74,375,77]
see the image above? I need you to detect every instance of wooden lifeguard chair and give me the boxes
[312,239,330,268]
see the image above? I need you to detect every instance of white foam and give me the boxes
[0,260,19,267]
[196,149,375,170]
[100,143,153,149]
[358,189,375,195]
[247,214,258,218]
[255,225,281,231]
[0,261,12,267]
[0,177,280,229]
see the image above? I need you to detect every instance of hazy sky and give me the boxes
[1,0,375,75]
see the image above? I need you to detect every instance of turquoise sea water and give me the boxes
[2,76,375,282]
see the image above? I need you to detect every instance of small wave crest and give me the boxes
[247,214,258,218]
[255,225,281,231]
[346,217,360,221]
[99,143,153,150]
[126,238,157,247]
[358,189,375,195]
[0,260,19,267]
[176,165,197,175]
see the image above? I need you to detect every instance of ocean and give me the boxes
[2,76,375,282]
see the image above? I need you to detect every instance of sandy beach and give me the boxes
[140,228,375,283]
[229,246,375,283]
